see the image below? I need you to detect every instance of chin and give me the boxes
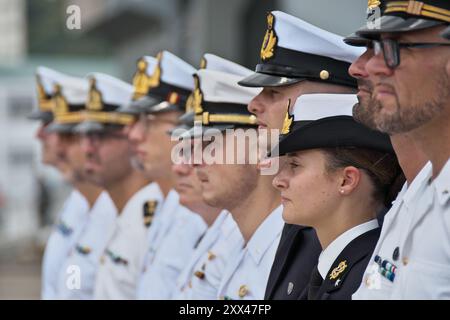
[202,192,221,208]
[281,206,296,224]
[178,195,191,207]
[282,206,311,226]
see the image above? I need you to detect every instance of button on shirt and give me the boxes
[136,189,207,299]
[56,192,117,299]
[94,183,163,300]
[218,205,284,300]
[41,190,89,300]
[179,212,244,300]
[353,162,433,299]
[318,219,379,279]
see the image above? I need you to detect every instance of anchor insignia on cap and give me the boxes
[87,78,103,111]
[260,12,278,61]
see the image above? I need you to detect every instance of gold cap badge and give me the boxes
[260,12,278,61]
[186,75,203,115]
[132,53,162,100]
[87,78,103,111]
[53,84,69,115]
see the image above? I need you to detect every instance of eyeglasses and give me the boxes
[135,113,179,132]
[369,39,450,69]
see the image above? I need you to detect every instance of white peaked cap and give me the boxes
[201,53,253,77]
[239,11,365,88]
[291,94,358,121]
[197,69,261,105]
[160,50,196,90]
[272,11,364,63]
[86,72,133,107]
[36,66,88,104]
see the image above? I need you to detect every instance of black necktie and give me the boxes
[307,265,323,300]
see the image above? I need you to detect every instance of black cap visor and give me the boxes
[27,110,53,123]
[45,122,77,134]
[238,71,304,88]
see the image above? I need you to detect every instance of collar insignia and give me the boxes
[281,100,293,135]
[329,260,348,280]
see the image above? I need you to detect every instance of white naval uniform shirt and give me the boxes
[56,192,117,299]
[353,162,433,299]
[94,183,163,300]
[177,212,244,300]
[318,220,379,279]
[389,159,450,299]
[41,189,89,300]
[218,205,284,300]
[136,189,207,299]
[173,210,229,299]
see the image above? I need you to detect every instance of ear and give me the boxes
[338,166,362,195]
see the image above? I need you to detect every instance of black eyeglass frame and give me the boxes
[368,39,450,69]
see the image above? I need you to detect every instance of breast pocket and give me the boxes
[354,262,394,300]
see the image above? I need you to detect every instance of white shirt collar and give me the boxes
[246,205,284,265]
[403,161,432,207]
[317,219,379,279]
[118,182,163,222]
[220,211,240,237]
[71,189,89,211]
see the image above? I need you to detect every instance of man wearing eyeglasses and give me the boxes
[347,0,450,299]
[120,51,207,299]
[75,73,162,300]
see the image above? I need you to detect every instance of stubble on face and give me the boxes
[373,71,449,134]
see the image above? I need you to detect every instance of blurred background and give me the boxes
[0,0,366,299]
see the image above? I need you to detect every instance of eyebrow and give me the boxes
[287,152,302,160]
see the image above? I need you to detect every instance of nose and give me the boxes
[35,123,47,140]
[172,163,192,176]
[366,48,395,78]
[80,136,95,155]
[348,49,373,79]
[272,164,289,191]
[189,140,205,168]
[247,92,265,116]
[128,119,145,143]
[191,161,205,168]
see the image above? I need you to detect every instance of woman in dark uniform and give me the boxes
[271,93,401,300]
